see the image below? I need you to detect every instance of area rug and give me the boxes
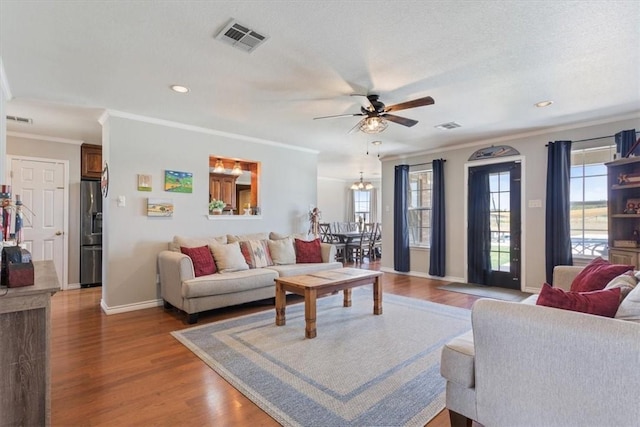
[438,282,532,302]
[171,288,471,427]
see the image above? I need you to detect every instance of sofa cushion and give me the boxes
[295,238,323,263]
[604,271,638,300]
[180,245,216,277]
[239,240,273,268]
[181,268,279,299]
[227,232,270,243]
[268,237,296,265]
[169,235,226,252]
[440,330,475,388]
[209,242,249,273]
[615,279,640,323]
[570,257,633,292]
[536,283,621,317]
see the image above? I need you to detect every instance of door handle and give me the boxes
[55,231,63,236]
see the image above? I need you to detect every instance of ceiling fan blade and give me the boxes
[384,96,434,112]
[348,118,366,134]
[313,113,365,120]
[383,114,418,127]
[350,93,376,111]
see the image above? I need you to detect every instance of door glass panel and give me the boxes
[489,171,510,272]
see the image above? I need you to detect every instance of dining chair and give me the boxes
[327,223,346,262]
[369,222,382,259]
[347,223,372,265]
[318,223,332,243]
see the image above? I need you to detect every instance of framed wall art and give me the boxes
[137,174,152,191]
[147,198,174,217]
[164,170,193,193]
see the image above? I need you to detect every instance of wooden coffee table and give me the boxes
[274,268,383,338]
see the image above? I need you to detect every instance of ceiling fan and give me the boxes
[313,94,435,134]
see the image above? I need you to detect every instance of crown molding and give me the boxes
[6,131,84,145]
[99,109,319,154]
[382,111,640,162]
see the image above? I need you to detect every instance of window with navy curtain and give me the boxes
[394,165,410,272]
[546,140,573,284]
[467,168,491,284]
[429,159,446,277]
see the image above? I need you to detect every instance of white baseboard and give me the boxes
[100,298,163,315]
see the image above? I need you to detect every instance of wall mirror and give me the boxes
[208,156,261,215]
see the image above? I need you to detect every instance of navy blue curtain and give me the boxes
[545,140,573,284]
[429,159,446,276]
[616,129,638,158]
[394,165,410,272]
[467,168,491,284]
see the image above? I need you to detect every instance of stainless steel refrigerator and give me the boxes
[80,180,102,287]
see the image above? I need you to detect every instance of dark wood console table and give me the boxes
[0,261,60,426]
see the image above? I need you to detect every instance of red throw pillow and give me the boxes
[536,283,621,317]
[180,245,216,277]
[295,238,323,263]
[569,257,633,292]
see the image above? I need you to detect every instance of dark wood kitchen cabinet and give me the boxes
[81,143,102,179]
[209,173,238,211]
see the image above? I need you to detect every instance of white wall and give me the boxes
[381,116,640,292]
[101,113,319,310]
[317,177,347,222]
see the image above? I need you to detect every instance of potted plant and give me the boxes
[209,199,226,214]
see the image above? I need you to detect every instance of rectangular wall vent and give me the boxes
[6,115,33,124]
[215,19,269,53]
[434,121,461,130]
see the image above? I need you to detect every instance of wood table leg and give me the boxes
[304,288,317,338]
[343,288,352,307]
[373,276,382,315]
[275,281,286,326]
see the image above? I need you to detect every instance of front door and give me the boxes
[468,161,522,289]
[9,157,67,288]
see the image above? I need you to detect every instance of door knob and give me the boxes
[55,231,63,236]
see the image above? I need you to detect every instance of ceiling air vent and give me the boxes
[6,115,33,124]
[215,19,269,53]
[434,121,461,130]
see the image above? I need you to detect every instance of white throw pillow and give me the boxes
[615,279,640,323]
[209,242,249,273]
[604,271,637,300]
[169,235,226,252]
[267,237,296,265]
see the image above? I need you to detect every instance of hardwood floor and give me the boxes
[50,260,481,426]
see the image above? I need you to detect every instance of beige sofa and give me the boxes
[441,266,640,427]
[158,232,342,323]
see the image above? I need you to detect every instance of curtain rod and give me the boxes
[408,159,446,167]
[573,130,640,143]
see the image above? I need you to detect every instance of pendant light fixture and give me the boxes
[213,158,225,173]
[231,161,243,176]
[350,172,373,190]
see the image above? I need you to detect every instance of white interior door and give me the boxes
[9,157,67,288]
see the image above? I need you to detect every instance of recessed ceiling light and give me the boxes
[170,85,190,93]
[535,100,553,108]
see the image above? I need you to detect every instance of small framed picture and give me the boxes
[147,198,173,217]
[164,170,193,193]
[138,174,152,191]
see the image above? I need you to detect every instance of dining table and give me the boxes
[331,231,364,262]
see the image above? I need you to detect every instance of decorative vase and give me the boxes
[211,208,223,215]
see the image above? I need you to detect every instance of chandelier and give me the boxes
[350,172,374,190]
[359,116,388,134]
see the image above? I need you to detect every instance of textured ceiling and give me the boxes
[1,1,639,180]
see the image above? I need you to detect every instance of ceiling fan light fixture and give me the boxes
[231,161,243,175]
[213,158,225,173]
[360,117,388,134]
